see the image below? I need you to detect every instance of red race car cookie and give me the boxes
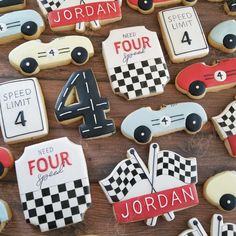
[175,58,236,99]
[0,147,14,180]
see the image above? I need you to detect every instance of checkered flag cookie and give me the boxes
[109,57,170,100]
[222,224,236,236]
[156,151,197,184]
[213,101,236,138]
[39,0,66,12]
[99,153,148,203]
[20,178,91,232]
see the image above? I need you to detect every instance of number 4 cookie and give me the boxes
[0,78,48,144]
[158,6,209,63]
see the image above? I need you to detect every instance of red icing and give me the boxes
[48,1,121,29]
[227,135,236,157]
[113,184,198,223]
[176,58,236,92]
[0,147,13,168]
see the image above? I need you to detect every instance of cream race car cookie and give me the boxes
[9,36,94,75]
[208,20,236,53]
[127,0,198,14]
[175,58,236,99]
[0,0,26,13]
[0,147,14,180]
[224,0,236,15]
[37,0,122,33]
[0,10,45,45]
[179,218,207,236]
[121,102,207,144]
[204,171,236,211]
[0,200,12,233]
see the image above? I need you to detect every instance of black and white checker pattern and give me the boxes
[156,151,197,184]
[222,224,236,236]
[40,0,65,12]
[100,158,148,202]
[215,102,236,137]
[109,57,170,100]
[21,178,91,232]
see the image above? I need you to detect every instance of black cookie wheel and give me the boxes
[220,194,236,211]
[20,57,38,74]
[21,21,38,36]
[134,126,152,144]
[185,113,202,133]
[138,0,153,11]
[189,80,206,97]
[0,162,4,177]
[223,34,236,50]
[71,47,89,65]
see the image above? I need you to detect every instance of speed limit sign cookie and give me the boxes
[0,78,48,144]
[158,6,209,63]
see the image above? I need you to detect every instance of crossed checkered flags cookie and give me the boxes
[39,0,66,12]
[99,143,198,226]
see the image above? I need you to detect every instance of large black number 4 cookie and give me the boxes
[55,69,116,139]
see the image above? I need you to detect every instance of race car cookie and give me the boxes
[0,200,12,233]
[175,58,236,99]
[55,69,116,139]
[100,143,199,226]
[0,147,14,180]
[127,0,198,14]
[121,102,208,144]
[0,10,45,45]
[158,6,209,63]
[37,0,122,33]
[102,26,170,100]
[208,20,236,53]
[212,99,236,157]
[204,171,236,211]
[0,0,26,13]
[179,218,207,236]
[9,36,94,75]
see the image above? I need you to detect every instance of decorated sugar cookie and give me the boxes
[100,143,199,226]
[175,58,236,99]
[0,147,14,180]
[212,99,236,157]
[102,26,170,100]
[0,78,48,144]
[179,218,207,236]
[127,0,198,14]
[224,0,236,15]
[0,200,12,233]
[208,20,236,54]
[0,0,26,13]
[121,102,207,144]
[0,10,45,45]
[204,171,236,211]
[158,6,209,63]
[9,36,94,75]
[15,137,92,232]
[55,69,116,139]
[37,0,122,33]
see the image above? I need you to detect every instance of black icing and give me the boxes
[55,69,116,139]
[0,0,24,8]
[189,80,206,97]
[134,125,152,144]
[223,34,236,50]
[220,194,236,211]
[0,162,4,176]
[21,21,38,36]
[138,0,153,11]
[71,47,88,65]
[20,57,38,74]
[226,0,236,12]
[185,113,202,133]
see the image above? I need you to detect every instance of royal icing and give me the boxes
[15,137,92,232]
[0,10,45,44]
[37,0,122,33]
[9,36,94,75]
[179,218,207,236]
[102,26,170,100]
[0,200,11,232]
[212,99,236,157]
[100,143,198,225]
[224,0,236,15]
[0,78,48,144]
[158,6,209,63]
[208,20,236,53]
[204,171,236,211]
[0,147,13,180]
[55,69,116,139]
[175,58,236,99]
[121,102,208,144]
[0,0,26,13]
